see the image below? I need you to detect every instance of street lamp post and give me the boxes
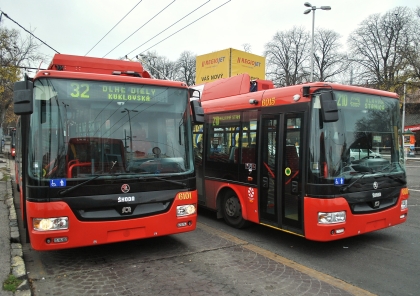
[402,83,407,165]
[303,2,331,82]
[121,108,138,153]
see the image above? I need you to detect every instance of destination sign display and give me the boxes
[335,91,387,111]
[211,114,241,126]
[66,82,166,102]
[39,79,170,103]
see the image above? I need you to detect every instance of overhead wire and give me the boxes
[102,0,176,58]
[84,0,143,56]
[125,0,211,57]
[0,10,60,53]
[135,0,231,57]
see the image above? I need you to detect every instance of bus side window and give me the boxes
[285,145,299,180]
[241,147,255,164]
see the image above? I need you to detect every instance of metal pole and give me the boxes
[402,83,406,165]
[310,9,315,82]
[128,110,133,152]
[402,84,406,130]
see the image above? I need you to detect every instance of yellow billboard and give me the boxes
[195,49,230,85]
[195,48,265,85]
[230,49,265,81]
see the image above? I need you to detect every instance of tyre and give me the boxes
[222,190,248,229]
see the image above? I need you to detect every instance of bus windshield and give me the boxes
[30,78,192,180]
[309,90,404,184]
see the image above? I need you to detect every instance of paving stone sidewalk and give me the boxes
[0,154,30,296]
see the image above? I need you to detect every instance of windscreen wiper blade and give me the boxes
[59,175,101,196]
[384,174,406,184]
[340,171,370,193]
[142,176,187,187]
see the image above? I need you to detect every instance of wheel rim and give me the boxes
[225,195,240,218]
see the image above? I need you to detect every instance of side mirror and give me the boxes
[14,80,34,115]
[320,91,338,122]
[188,88,201,100]
[190,100,204,124]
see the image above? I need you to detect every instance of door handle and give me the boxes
[291,180,298,194]
[262,177,268,188]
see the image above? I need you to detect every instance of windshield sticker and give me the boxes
[334,177,345,186]
[50,179,67,187]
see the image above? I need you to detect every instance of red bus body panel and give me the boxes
[25,191,197,251]
[304,193,408,241]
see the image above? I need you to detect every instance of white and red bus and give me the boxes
[13,54,202,250]
[193,74,409,241]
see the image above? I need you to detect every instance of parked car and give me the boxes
[350,148,381,161]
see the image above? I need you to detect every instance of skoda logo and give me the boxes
[373,182,379,190]
[121,184,130,193]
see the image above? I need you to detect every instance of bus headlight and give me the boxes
[177,205,196,217]
[318,211,346,224]
[401,199,408,210]
[33,217,69,231]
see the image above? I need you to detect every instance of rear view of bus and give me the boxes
[13,54,201,251]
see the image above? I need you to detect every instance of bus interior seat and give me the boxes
[67,137,126,177]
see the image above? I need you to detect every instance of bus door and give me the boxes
[260,112,304,234]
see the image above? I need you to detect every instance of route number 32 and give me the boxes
[70,83,90,98]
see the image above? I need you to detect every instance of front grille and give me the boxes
[77,201,171,221]
[350,196,398,214]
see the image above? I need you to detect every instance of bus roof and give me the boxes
[47,54,151,78]
[197,74,399,112]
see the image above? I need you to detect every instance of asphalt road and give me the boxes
[198,159,420,296]
[13,159,420,295]
[197,160,420,296]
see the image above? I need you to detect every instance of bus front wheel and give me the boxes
[222,191,248,229]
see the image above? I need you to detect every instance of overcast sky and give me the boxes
[1,0,418,63]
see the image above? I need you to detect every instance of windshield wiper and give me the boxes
[384,174,406,184]
[340,170,371,193]
[375,162,399,174]
[374,163,406,184]
[141,176,187,187]
[59,175,101,196]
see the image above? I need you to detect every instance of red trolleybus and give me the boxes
[10,127,16,158]
[13,54,203,250]
[193,74,409,241]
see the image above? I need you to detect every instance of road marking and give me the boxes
[198,222,376,296]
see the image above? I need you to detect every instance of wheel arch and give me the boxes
[215,184,248,220]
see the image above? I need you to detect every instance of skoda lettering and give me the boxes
[118,196,135,202]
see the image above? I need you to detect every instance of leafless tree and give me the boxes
[348,7,415,90]
[137,51,176,80]
[264,26,309,86]
[313,29,348,82]
[242,43,251,53]
[175,51,196,86]
[0,27,44,132]
[404,7,420,83]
